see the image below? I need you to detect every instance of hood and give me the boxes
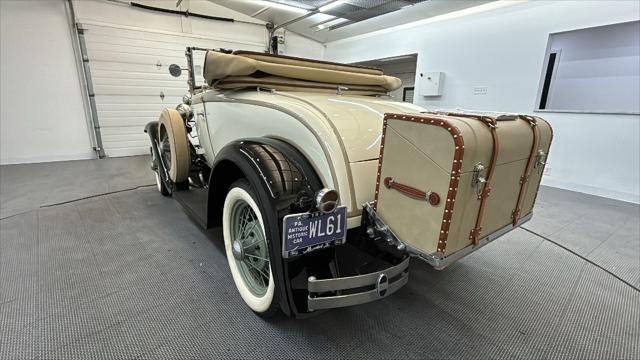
[280,93,426,163]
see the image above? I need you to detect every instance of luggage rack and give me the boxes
[361,202,533,270]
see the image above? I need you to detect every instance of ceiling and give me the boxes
[207,0,494,43]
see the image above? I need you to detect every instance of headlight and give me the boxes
[175,103,193,121]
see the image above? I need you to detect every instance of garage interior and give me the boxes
[1,1,638,359]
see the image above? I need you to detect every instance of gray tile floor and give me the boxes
[1,156,639,359]
[0,156,153,219]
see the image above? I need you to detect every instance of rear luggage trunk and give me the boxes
[373,112,552,267]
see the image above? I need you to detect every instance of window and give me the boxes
[536,21,640,114]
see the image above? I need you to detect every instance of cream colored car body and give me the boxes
[191,89,424,228]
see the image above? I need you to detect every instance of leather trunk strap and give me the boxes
[469,117,499,245]
[440,113,499,246]
[512,115,539,225]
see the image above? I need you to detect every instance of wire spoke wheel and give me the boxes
[159,125,172,172]
[230,200,270,297]
[223,180,277,316]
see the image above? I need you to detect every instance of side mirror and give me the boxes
[169,64,182,78]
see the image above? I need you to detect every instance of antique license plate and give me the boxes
[282,206,347,258]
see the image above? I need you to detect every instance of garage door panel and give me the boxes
[82,22,263,157]
[107,147,152,158]
[97,103,181,112]
[87,35,196,53]
[85,23,263,49]
[93,85,186,96]
[95,95,184,106]
[87,50,186,67]
[99,117,158,127]
[101,126,147,136]
[92,77,186,88]
[86,44,185,61]
[102,133,148,142]
[98,110,162,119]
[88,61,181,75]
[102,139,149,148]
[91,69,187,81]
[85,43,187,63]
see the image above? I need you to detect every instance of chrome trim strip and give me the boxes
[307,271,409,311]
[308,257,410,293]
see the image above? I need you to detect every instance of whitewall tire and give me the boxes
[157,108,190,183]
[223,181,276,315]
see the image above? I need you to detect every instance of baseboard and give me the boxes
[542,177,639,204]
[0,152,96,165]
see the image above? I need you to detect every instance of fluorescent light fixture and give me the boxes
[252,1,308,14]
[319,0,344,13]
[313,17,348,31]
[325,17,348,26]
[327,1,525,45]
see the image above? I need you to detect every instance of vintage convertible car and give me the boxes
[146,47,552,318]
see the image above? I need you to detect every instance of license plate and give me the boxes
[282,206,347,258]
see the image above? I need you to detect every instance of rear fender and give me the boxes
[207,138,337,317]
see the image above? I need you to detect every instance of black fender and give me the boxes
[145,121,190,193]
[207,138,338,317]
[144,121,167,185]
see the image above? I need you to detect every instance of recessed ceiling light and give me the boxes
[252,1,309,14]
[319,1,344,13]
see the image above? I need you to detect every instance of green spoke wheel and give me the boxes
[230,200,270,297]
[159,126,172,172]
[223,180,278,316]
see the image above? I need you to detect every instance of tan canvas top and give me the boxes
[203,50,402,94]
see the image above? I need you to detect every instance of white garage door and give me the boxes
[81,22,264,157]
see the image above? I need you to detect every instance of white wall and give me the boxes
[324,0,640,203]
[1,0,94,164]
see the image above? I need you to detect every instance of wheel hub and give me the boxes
[232,239,244,261]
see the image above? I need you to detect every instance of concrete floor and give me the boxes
[1,156,638,359]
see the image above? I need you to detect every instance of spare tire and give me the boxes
[158,108,190,183]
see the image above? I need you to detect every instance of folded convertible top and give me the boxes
[203,50,402,94]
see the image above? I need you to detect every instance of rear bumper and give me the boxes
[307,257,409,311]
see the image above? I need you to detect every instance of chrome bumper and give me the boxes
[307,257,410,311]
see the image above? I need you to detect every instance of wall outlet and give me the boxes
[543,166,551,176]
[473,86,488,95]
